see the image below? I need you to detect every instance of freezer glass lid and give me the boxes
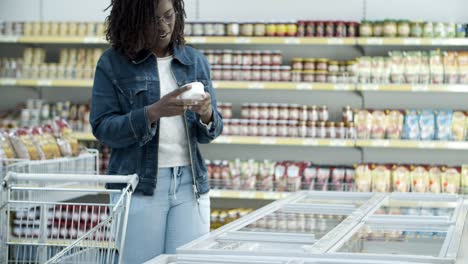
[241,209,348,239]
[338,224,448,256]
[373,198,457,218]
[294,194,368,207]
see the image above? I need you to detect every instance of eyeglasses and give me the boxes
[156,10,176,25]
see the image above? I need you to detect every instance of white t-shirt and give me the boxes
[156,56,191,168]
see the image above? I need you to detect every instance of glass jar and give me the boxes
[397,20,410,37]
[259,103,269,120]
[204,50,215,65]
[250,103,260,120]
[211,65,222,80]
[278,120,289,137]
[272,50,282,65]
[254,23,266,36]
[288,121,299,137]
[304,58,316,71]
[222,50,233,65]
[446,22,456,38]
[271,66,281,82]
[214,23,225,36]
[347,122,356,139]
[308,106,319,122]
[242,51,252,66]
[204,23,215,36]
[222,119,231,135]
[276,23,287,37]
[248,120,258,136]
[241,23,254,36]
[434,22,446,38]
[252,51,262,66]
[291,70,302,82]
[325,21,335,37]
[232,51,243,65]
[279,104,289,120]
[318,122,327,138]
[456,23,465,38]
[241,66,252,81]
[335,21,347,37]
[289,104,300,120]
[359,20,373,37]
[261,66,272,81]
[230,119,240,135]
[328,73,338,83]
[280,66,291,81]
[306,21,315,37]
[383,20,397,37]
[241,103,250,119]
[221,66,232,80]
[307,121,317,138]
[347,22,359,38]
[213,50,223,65]
[240,120,249,136]
[252,66,262,81]
[192,23,204,36]
[327,122,336,138]
[315,21,325,37]
[342,106,353,123]
[346,60,358,75]
[258,120,269,137]
[297,20,306,37]
[268,120,278,137]
[262,51,273,65]
[269,104,280,120]
[315,71,328,83]
[223,103,233,119]
[336,122,346,139]
[328,61,339,73]
[410,21,423,37]
[299,105,308,122]
[232,65,242,80]
[266,23,277,37]
[302,70,315,82]
[286,22,298,37]
[292,58,304,71]
[316,59,329,71]
[423,22,434,37]
[298,121,307,138]
[373,21,383,37]
[319,106,329,121]
[227,23,240,36]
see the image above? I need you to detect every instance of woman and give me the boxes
[90,0,223,262]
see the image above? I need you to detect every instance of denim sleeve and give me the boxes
[90,63,155,148]
[195,56,223,144]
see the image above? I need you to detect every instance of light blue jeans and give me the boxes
[111,165,210,264]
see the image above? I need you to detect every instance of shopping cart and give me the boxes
[1,172,138,264]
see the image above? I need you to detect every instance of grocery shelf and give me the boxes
[213,81,353,91]
[213,136,355,147]
[186,36,356,45]
[74,132,96,141]
[357,37,468,46]
[0,78,93,87]
[358,84,468,93]
[209,189,290,200]
[0,35,107,44]
[356,139,468,150]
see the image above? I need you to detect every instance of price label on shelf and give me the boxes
[235,37,251,44]
[403,38,422,45]
[0,79,17,86]
[188,37,207,44]
[239,192,256,199]
[37,80,52,86]
[83,37,104,44]
[302,139,318,146]
[284,38,301,44]
[327,38,344,45]
[0,36,19,43]
[247,82,265,89]
[260,138,276,145]
[411,85,429,92]
[365,38,384,45]
[334,84,352,91]
[296,83,313,90]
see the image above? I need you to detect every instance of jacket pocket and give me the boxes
[117,78,149,110]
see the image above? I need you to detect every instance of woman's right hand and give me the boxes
[146,86,199,123]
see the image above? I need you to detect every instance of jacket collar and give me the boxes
[131,45,194,65]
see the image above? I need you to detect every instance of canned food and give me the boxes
[383,20,397,37]
[297,20,306,37]
[232,65,242,80]
[397,20,410,37]
[184,23,192,36]
[315,21,325,37]
[335,21,347,37]
[315,71,328,83]
[306,21,315,37]
[347,22,359,37]
[221,66,232,80]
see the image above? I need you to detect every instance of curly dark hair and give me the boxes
[104,0,186,60]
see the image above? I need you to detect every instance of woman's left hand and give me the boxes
[190,92,213,124]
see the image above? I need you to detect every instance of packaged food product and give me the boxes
[372,21,383,37]
[462,165,468,195]
[54,120,79,157]
[315,166,331,191]
[258,160,274,191]
[403,110,420,140]
[31,126,61,160]
[10,129,43,160]
[428,166,442,193]
[435,110,453,140]
[389,51,405,84]
[451,111,466,141]
[441,167,461,194]
[429,50,444,84]
[371,110,387,139]
[355,164,371,192]
[359,21,373,37]
[286,162,303,192]
[275,162,288,192]
[410,166,429,193]
[371,164,391,192]
[383,20,397,37]
[397,20,410,37]
[385,110,404,139]
[331,167,345,191]
[410,21,423,37]
[392,165,411,192]
[0,131,16,159]
[303,165,317,190]
[419,110,435,140]
[354,109,372,139]
[345,167,355,191]
[423,22,434,37]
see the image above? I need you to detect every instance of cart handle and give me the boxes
[3,172,139,192]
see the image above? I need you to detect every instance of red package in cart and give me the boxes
[441,166,461,194]
[371,164,391,192]
[355,164,372,192]
[392,165,411,192]
[287,162,303,192]
[315,166,331,191]
[428,166,442,194]
[410,165,429,193]
[371,110,387,139]
[275,162,288,192]
[354,109,372,139]
[303,165,317,190]
[385,110,404,139]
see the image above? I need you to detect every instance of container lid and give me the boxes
[292,57,304,62]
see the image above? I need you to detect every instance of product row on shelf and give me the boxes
[10,204,111,240]
[206,159,468,195]
[0,120,82,160]
[0,21,105,37]
[211,208,254,230]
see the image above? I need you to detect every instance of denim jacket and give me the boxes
[90,45,223,196]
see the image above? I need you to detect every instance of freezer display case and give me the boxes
[178,191,467,264]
